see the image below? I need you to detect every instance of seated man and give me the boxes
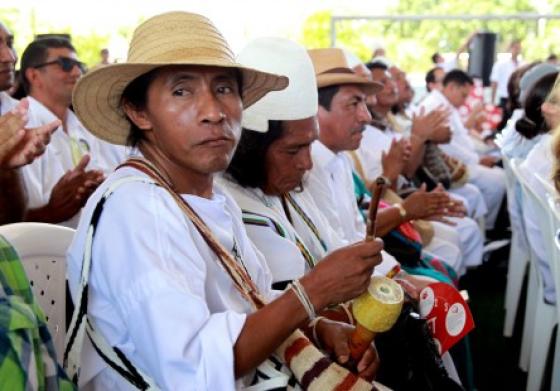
[222,37,462,387]
[222,37,402,285]
[304,48,482,277]
[419,69,507,231]
[66,12,383,389]
[19,37,129,227]
[356,61,484,273]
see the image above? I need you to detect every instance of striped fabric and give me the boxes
[276,330,375,391]
[0,235,75,390]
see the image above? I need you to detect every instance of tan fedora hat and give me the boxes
[307,48,381,95]
[72,11,289,145]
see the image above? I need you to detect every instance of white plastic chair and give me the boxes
[511,162,557,390]
[547,194,560,391]
[502,155,531,337]
[0,222,75,363]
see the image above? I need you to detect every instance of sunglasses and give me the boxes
[34,57,85,73]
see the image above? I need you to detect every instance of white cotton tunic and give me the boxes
[20,97,128,228]
[67,167,276,390]
[304,140,399,275]
[519,134,556,304]
[0,91,18,114]
[419,90,506,229]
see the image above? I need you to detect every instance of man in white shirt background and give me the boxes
[18,37,125,227]
[491,39,523,130]
[420,70,506,232]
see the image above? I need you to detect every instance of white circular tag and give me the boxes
[445,303,466,336]
[419,287,435,317]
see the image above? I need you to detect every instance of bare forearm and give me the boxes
[0,169,27,224]
[24,204,67,224]
[234,289,308,377]
[375,207,406,237]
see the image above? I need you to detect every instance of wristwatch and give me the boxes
[379,175,392,188]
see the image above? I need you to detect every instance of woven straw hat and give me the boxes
[237,37,318,132]
[307,48,381,94]
[72,11,289,145]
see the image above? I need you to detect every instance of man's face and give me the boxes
[29,47,82,106]
[429,68,445,92]
[317,84,371,153]
[263,116,318,195]
[444,82,472,108]
[370,68,398,108]
[134,65,243,176]
[0,24,16,91]
[390,66,412,105]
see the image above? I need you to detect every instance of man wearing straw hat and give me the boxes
[66,12,384,390]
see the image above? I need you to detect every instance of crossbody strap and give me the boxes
[123,157,267,309]
[63,175,159,390]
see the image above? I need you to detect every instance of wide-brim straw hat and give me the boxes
[72,11,289,145]
[307,48,382,95]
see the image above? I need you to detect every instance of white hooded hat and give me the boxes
[237,37,318,132]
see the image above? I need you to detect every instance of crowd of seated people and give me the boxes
[1,11,560,390]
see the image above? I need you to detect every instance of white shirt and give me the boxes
[355,124,397,183]
[0,91,18,114]
[307,141,366,243]
[490,58,522,100]
[519,134,556,303]
[67,167,275,390]
[220,177,312,283]
[419,90,479,165]
[20,97,128,227]
[304,140,399,275]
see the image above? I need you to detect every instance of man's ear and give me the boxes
[123,102,152,131]
[25,67,40,90]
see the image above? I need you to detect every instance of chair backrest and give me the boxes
[510,159,557,295]
[0,222,74,362]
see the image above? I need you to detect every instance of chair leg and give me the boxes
[504,234,528,337]
[520,263,538,371]
[526,303,556,391]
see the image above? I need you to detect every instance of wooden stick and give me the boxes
[365,177,387,241]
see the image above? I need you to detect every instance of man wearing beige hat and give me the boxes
[65,12,384,390]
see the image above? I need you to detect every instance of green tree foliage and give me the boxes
[0,8,135,68]
[300,1,560,73]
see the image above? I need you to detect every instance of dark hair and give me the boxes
[119,68,160,147]
[442,69,473,87]
[515,71,558,139]
[226,120,284,189]
[431,52,440,64]
[507,62,540,112]
[318,85,340,111]
[20,37,76,93]
[425,67,442,92]
[547,53,558,62]
[365,61,388,71]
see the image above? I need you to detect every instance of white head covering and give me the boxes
[237,37,318,132]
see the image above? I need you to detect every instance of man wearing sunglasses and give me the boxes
[19,37,127,227]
